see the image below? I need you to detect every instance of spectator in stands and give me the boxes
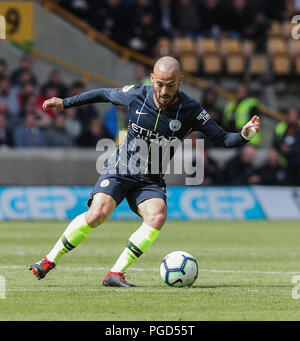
[18,94,35,118]
[0,76,20,119]
[219,0,254,39]
[273,108,300,167]
[18,81,37,111]
[70,80,85,97]
[128,10,161,56]
[200,87,222,126]
[16,69,36,89]
[13,112,46,148]
[77,118,109,147]
[67,0,91,20]
[70,81,99,127]
[157,0,176,38]
[0,102,9,116]
[0,59,7,80]
[246,9,270,52]
[64,107,82,140]
[10,55,37,86]
[0,102,10,120]
[172,0,202,38]
[19,94,51,128]
[42,69,68,98]
[90,0,129,45]
[258,149,287,185]
[262,0,286,21]
[44,113,74,147]
[0,113,13,147]
[103,105,129,141]
[222,83,261,146]
[223,144,261,185]
[198,0,222,38]
[286,128,300,186]
[128,0,157,20]
[293,0,300,16]
[134,64,151,85]
[37,85,59,121]
[201,148,220,185]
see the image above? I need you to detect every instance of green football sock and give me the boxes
[110,222,160,273]
[46,213,93,263]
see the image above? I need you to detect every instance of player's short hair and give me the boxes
[153,56,181,75]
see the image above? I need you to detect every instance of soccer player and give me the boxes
[29,56,260,287]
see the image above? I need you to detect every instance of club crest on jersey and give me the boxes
[196,109,211,125]
[169,119,181,132]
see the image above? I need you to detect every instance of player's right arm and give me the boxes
[42,85,140,111]
[42,97,64,111]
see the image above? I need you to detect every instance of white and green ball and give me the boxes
[160,251,198,287]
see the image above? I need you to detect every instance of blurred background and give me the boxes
[0,0,299,220]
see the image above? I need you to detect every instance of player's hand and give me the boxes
[241,115,260,140]
[42,97,64,111]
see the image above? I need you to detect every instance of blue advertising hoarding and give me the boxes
[0,186,265,220]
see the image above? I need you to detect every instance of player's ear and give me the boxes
[178,74,184,86]
[150,73,154,83]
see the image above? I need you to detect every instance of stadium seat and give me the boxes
[180,53,199,73]
[196,38,219,56]
[267,38,288,55]
[294,55,300,74]
[290,39,300,56]
[243,40,255,57]
[196,39,222,75]
[220,38,243,55]
[283,20,295,39]
[267,21,283,38]
[173,37,195,56]
[272,54,291,75]
[225,54,245,75]
[155,37,172,57]
[172,37,199,74]
[202,54,222,74]
[249,54,268,75]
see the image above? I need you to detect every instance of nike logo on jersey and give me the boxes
[135,109,148,115]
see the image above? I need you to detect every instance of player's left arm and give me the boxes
[193,106,260,147]
[221,115,260,147]
[240,115,261,141]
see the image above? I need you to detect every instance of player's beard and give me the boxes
[155,91,178,109]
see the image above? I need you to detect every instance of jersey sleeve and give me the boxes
[109,85,141,106]
[63,85,141,109]
[191,104,248,147]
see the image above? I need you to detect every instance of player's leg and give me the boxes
[29,193,116,279]
[47,192,116,261]
[103,198,167,287]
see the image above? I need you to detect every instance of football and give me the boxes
[160,251,198,287]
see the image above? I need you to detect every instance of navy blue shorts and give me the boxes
[88,174,167,216]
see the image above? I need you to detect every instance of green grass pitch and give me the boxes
[1,220,300,321]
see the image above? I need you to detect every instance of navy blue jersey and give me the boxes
[63,85,247,181]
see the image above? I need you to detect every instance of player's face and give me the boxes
[150,69,184,109]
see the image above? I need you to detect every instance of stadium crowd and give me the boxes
[0,54,300,186]
[54,0,291,56]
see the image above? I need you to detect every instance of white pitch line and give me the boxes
[199,269,300,275]
[0,265,299,275]
[5,288,205,293]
